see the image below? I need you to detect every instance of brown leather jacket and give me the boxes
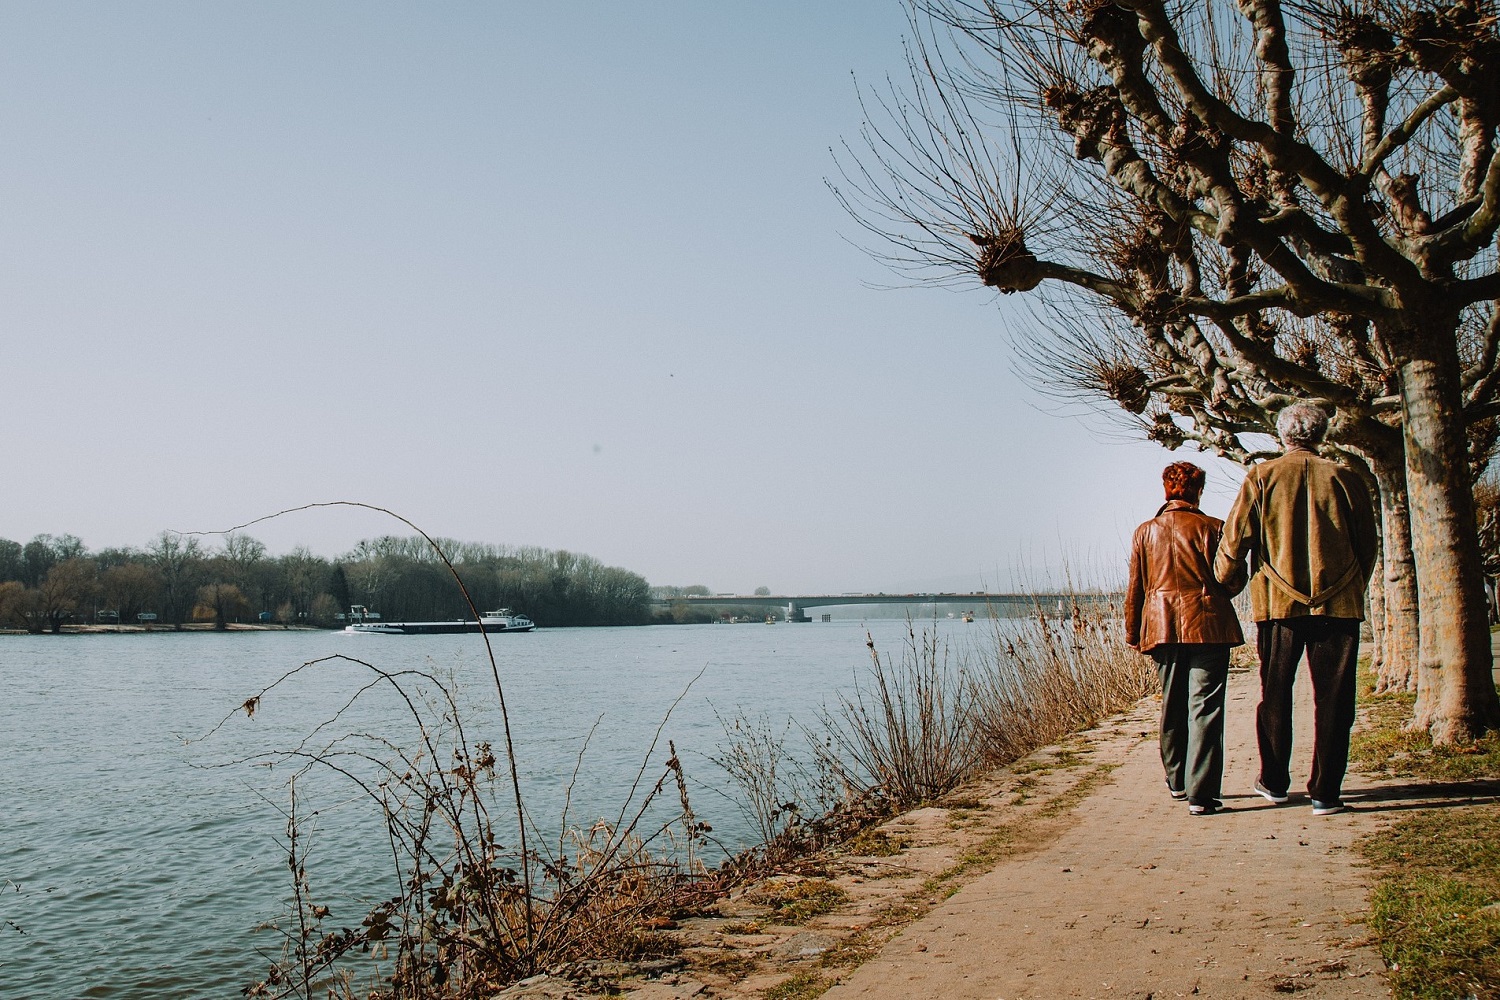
[1126,500,1245,652]
[1213,449,1377,621]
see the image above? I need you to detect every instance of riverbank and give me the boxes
[0,622,324,634]
[498,651,1499,1000]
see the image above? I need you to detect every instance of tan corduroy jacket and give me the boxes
[1213,449,1378,621]
[1125,500,1245,652]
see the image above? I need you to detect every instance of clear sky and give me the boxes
[0,2,1247,594]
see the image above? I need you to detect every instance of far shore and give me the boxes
[0,623,328,635]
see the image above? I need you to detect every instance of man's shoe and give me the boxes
[1166,782,1187,801]
[1188,799,1225,815]
[1311,799,1346,816]
[1254,780,1289,805]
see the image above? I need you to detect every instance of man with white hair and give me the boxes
[1214,403,1378,815]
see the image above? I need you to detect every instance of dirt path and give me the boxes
[820,666,1392,1000]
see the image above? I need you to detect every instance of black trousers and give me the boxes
[1255,617,1360,803]
[1153,644,1231,807]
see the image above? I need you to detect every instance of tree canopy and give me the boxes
[0,532,654,632]
[837,0,1500,740]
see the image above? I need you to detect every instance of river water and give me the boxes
[0,618,983,999]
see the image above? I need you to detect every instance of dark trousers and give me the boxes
[1154,644,1231,807]
[1255,617,1360,803]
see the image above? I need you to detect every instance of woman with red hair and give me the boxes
[1126,462,1245,815]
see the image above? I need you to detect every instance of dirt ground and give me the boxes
[502,660,1499,1000]
[817,665,1393,1000]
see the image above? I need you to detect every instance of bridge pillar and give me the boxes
[785,602,811,623]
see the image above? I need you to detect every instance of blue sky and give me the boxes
[0,2,1245,593]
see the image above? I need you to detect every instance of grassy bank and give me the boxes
[1349,665,1500,1000]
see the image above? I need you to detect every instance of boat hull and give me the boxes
[344,619,535,635]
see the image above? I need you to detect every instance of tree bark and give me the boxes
[1369,451,1420,694]
[1367,539,1386,678]
[1398,346,1500,742]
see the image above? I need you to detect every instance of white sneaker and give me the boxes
[1254,780,1289,805]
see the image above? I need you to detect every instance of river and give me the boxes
[0,617,984,999]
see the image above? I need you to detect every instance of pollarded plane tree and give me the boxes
[1008,297,1423,698]
[835,0,1500,740]
[1018,289,1498,703]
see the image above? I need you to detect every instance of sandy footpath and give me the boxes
[822,665,1401,1000]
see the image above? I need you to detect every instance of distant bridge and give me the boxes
[650,592,1118,623]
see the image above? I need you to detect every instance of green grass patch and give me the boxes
[752,879,848,925]
[1359,806,1500,1000]
[763,971,830,1000]
[697,949,758,980]
[1351,658,1500,999]
[719,920,764,935]
[1349,661,1500,783]
[842,829,909,857]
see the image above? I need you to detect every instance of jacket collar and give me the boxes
[1156,498,1201,516]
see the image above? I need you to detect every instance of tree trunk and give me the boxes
[1367,539,1385,678]
[1399,348,1500,742]
[1369,451,1420,694]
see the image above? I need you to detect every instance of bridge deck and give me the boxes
[651,593,1118,608]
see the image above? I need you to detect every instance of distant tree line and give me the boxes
[0,532,653,633]
[647,584,778,624]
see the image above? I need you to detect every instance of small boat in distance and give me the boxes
[343,605,536,635]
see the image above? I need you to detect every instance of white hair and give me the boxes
[1277,403,1329,447]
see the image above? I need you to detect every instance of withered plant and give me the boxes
[965,597,1156,768]
[209,654,711,999]
[821,622,981,808]
[187,504,714,999]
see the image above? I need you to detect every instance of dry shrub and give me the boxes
[816,597,1152,812]
[821,623,979,809]
[710,709,888,875]
[966,597,1155,768]
[714,595,1152,852]
[708,712,843,847]
[209,657,714,1000]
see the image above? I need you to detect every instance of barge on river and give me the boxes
[343,605,536,635]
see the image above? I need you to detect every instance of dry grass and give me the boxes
[965,600,1155,771]
[842,829,909,857]
[203,657,719,1000]
[818,598,1151,813]
[822,623,978,808]
[226,588,1151,998]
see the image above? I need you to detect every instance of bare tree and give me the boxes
[148,532,203,629]
[195,582,249,630]
[836,0,1500,741]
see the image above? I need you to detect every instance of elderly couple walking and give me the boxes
[1125,403,1378,817]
